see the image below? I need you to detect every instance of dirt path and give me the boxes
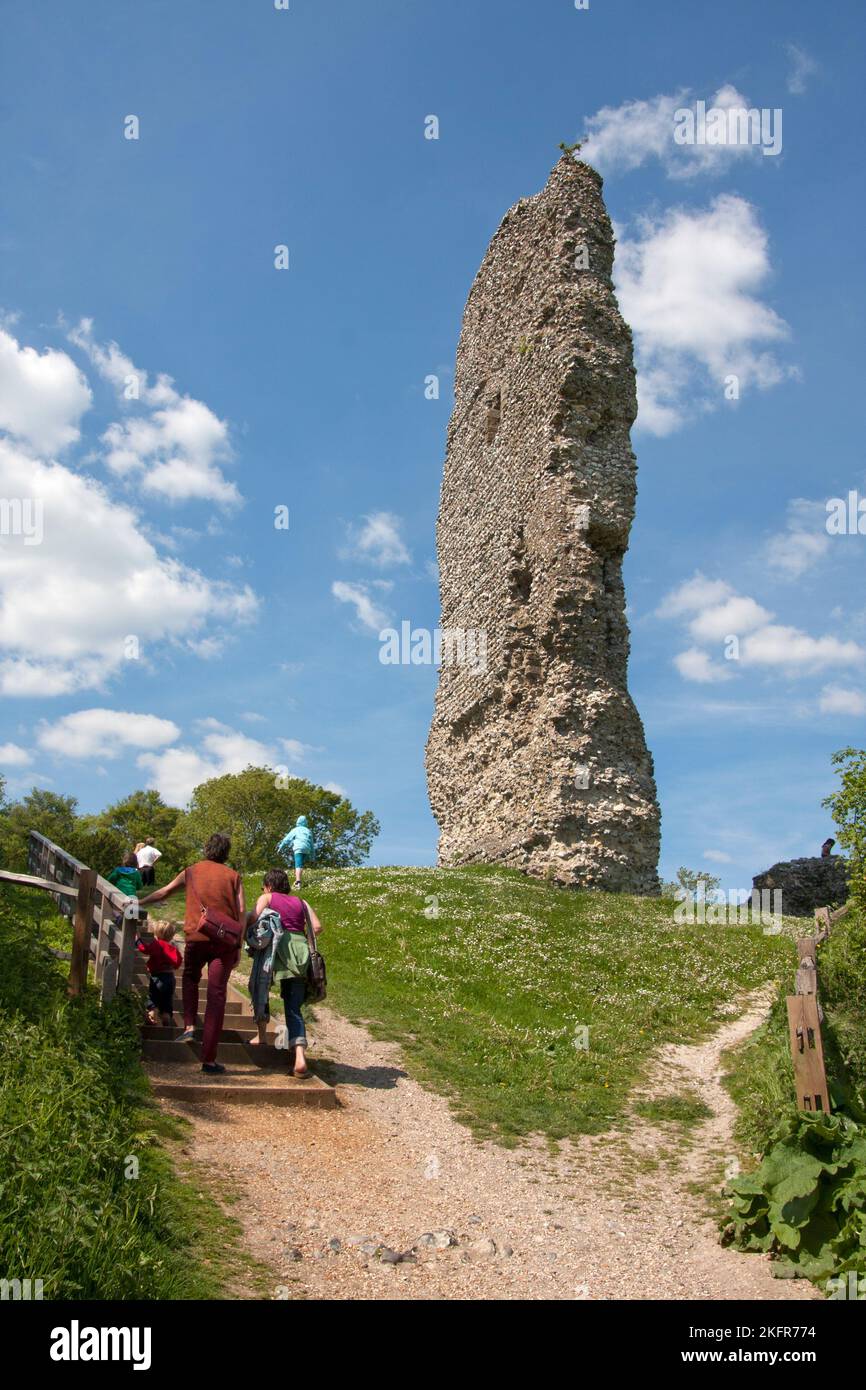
[165,991,819,1301]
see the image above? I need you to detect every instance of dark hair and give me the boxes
[123,851,138,868]
[203,833,231,864]
[263,868,290,894]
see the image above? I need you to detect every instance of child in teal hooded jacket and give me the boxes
[277,816,315,889]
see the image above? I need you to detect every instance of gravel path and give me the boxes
[163,992,820,1301]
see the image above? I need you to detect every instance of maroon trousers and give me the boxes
[182,939,239,1065]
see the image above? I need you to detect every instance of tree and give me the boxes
[0,788,80,871]
[175,767,380,873]
[661,866,723,899]
[823,747,866,907]
[83,789,183,873]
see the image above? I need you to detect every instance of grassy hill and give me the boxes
[210,864,797,1143]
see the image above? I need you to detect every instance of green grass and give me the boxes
[0,883,274,1300]
[225,864,795,1143]
[633,1092,714,1129]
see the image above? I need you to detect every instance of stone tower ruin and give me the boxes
[425,154,660,893]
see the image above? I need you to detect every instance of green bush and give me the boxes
[822,910,866,1107]
[0,886,218,1299]
[725,1111,866,1284]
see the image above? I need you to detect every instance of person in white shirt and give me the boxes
[136,839,162,887]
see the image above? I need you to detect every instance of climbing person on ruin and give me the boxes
[139,833,245,1075]
[137,921,182,1026]
[136,838,162,887]
[246,865,323,1078]
[276,815,315,891]
[106,851,144,899]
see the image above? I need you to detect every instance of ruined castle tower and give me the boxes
[425,155,660,892]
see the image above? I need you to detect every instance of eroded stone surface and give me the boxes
[752,856,849,919]
[426,155,660,892]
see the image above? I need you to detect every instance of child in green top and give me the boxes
[106,851,145,898]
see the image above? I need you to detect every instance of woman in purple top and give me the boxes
[247,868,323,1076]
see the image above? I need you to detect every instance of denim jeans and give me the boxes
[280,977,307,1047]
[149,971,175,1016]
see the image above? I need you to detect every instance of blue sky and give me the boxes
[0,0,864,890]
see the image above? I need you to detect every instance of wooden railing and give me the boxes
[786,903,850,1113]
[0,830,145,1002]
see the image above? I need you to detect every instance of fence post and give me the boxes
[786,908,832,1113]
[69,868,97,997]
[117,910,139,992]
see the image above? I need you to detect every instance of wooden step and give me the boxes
[146,1060,335,1109]
[135,982,251,1016]
[142,1022,277,1044]
[141,1038,293,1067]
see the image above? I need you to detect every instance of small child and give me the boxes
[107,851,144,898]
[137,922,182,1026]
[276,815,315,891]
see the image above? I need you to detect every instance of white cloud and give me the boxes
[687,595,773,644]
[69,320,239,507]
[344,512,411,567]
[279,738,310,761]
[660,571,865,683]
[674,647,732,684]
[0,327,91,454]
[582,85,766,180]
[324,781,348,798]
[819,685,866,717]
[786,43,818,95]
[740,626,864,672]
[37,708,180,760]
[703,849,733,863]
[765,498,832,578]
[0,741,32,766]
[331,580,390,632]
[0,436,258,696]
[138,720,276,807]
[656,574,733,620]
[615,196,792,435]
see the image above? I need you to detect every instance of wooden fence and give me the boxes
[786,903,850,1113]
[0,830,145,1003]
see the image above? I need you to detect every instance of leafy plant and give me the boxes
[823,746,866,908]
[724,1111,866,1283]
[660,866,723,898]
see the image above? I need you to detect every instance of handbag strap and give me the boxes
[301,900,318,957]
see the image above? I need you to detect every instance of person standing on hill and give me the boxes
[276,815,315,891]
[138,834,245,1075]
[136,839,162,887]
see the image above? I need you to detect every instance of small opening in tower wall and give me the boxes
[485,391,501,444]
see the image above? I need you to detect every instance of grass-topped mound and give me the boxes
[231,864,797,1142]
